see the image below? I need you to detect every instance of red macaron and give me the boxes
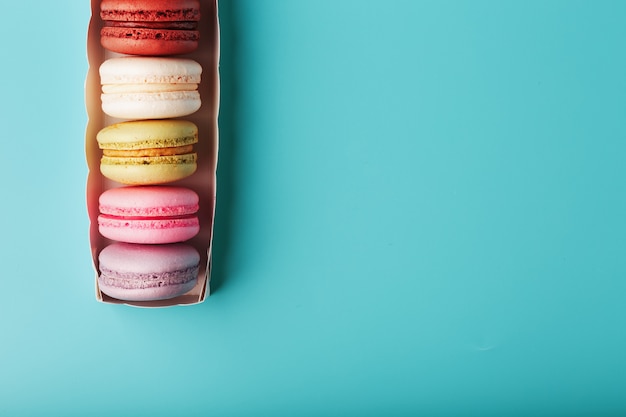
[100,0,201,56]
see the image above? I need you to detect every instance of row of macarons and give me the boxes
[96,0,206,303]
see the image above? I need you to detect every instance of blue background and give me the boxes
[1,1,625,415]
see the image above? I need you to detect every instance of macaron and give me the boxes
[100,0,201,56]
[98,242,200,302]
[100,57,201,120]
[97,119,198,185]
[98,186,200,244]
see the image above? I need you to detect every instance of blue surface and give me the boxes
[1,0,625,415]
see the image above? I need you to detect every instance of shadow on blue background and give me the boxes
[212,0,240,293]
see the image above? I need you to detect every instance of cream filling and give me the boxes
[102,144,194,157]
[102,83,198,94]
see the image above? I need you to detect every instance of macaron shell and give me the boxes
[100,57,202,85]
[101,29,199,56]
[98,243,200,302]
[100,0,201,22]
[100,154,197,185]
[99,185,200,217]
[98,216,200,244]
[99,278,197,302]
[101,91,201,120]
[97,119,198,150]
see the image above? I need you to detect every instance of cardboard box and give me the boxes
[85,0,220,307]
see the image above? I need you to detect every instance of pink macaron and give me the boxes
[98,242,200,301]
[98,186,200,244]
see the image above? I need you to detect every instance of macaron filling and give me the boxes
[102,144,194,157]
[98,122,197,161]
[98,211,200,244]
[100,153,197,166]
[101,26,199,42]
[101,83,198,94]
[99,213,199,222]
[104,21,199,30]
[99,200,199,216]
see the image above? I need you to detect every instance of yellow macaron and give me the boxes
[96,119,198,185]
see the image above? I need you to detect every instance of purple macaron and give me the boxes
[98,242,200,302]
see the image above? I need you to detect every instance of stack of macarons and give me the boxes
[95,0,204,303]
